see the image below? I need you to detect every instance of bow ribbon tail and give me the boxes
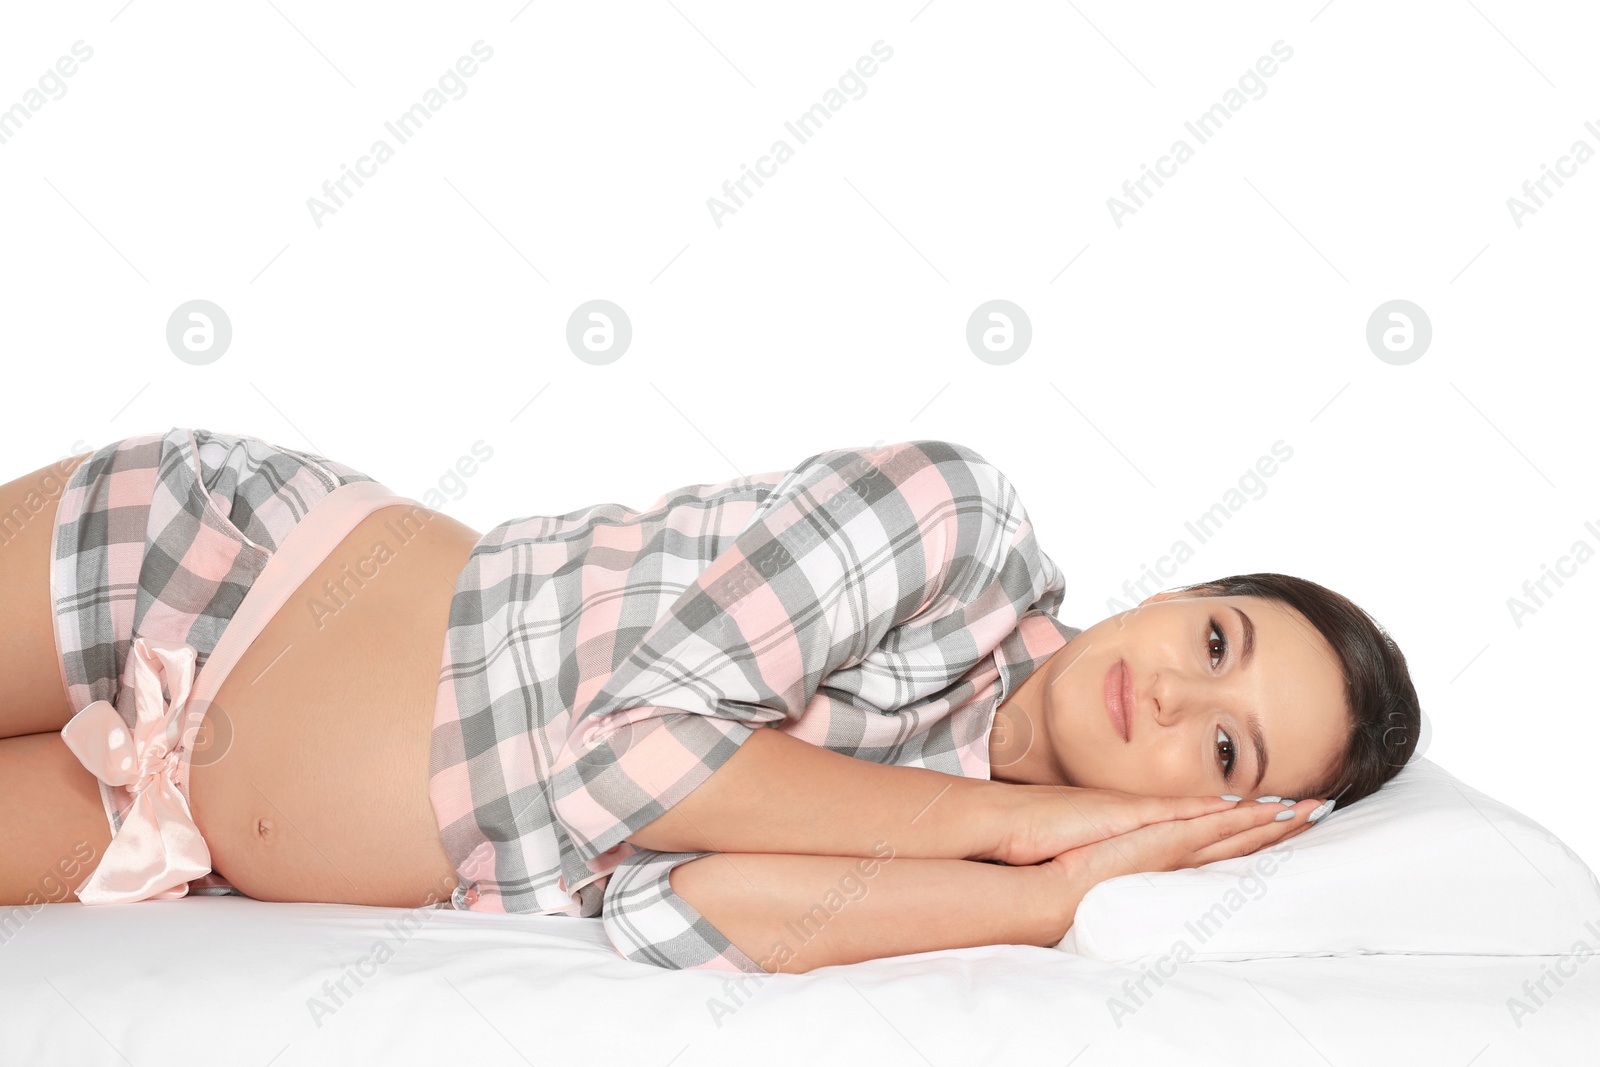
[73,775,214,905]
[61,636,215,905]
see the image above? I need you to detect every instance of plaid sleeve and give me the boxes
[546,439,1046,868]
[599,848,768,972]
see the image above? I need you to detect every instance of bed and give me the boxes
[4,757,1597,1065]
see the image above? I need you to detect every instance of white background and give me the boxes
[3,1,1595,908]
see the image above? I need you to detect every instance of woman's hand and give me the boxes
[985,784,1245,867]
[1030,796,1325,939]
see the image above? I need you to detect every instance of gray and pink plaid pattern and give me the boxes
[428,439,1079,969]
[52,427,376,839]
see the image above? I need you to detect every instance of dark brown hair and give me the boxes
[1173,572,1422,810]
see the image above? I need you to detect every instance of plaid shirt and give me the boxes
[428,439,1080,970]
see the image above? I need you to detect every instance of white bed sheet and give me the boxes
[3,895,1596,1065]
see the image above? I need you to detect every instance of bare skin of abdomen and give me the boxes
[186,504,481,909]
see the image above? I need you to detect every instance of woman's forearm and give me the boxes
[624,725,1019,861]
[669,847,1065,974]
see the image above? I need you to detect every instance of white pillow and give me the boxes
[1056,756,1600,962]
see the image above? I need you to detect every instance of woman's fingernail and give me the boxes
[1220,794,1242,802]
[1279,799,1297,806]
[1255,795,1283,803]
[1273,809,1296,821]
[1308,799,1336,823]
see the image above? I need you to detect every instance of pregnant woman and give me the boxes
[0,429,1421,974]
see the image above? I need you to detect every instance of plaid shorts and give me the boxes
[51,427,377,881]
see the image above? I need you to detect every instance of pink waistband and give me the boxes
[60,479,423,905]
[173,479,422,808]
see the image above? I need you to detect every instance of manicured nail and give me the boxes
[1279,799,1297,806]
[1220,794,1242,802]
[1273,809,1296,821]
[1308,799,1336,823]
[1255,795,1283,803]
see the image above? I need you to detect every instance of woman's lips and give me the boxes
[1104,658,1130,742]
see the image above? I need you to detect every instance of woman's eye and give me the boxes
[1209,618,1235,780]
[1207,616,1228,669]
[1217,726,1236,779]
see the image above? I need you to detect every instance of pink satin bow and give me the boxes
[61,635,214,905]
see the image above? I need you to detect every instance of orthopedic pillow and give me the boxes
[1056,757,1600,962]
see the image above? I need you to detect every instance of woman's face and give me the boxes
[1024,590,1350,801]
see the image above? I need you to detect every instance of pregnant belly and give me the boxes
[187,503,481,908]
